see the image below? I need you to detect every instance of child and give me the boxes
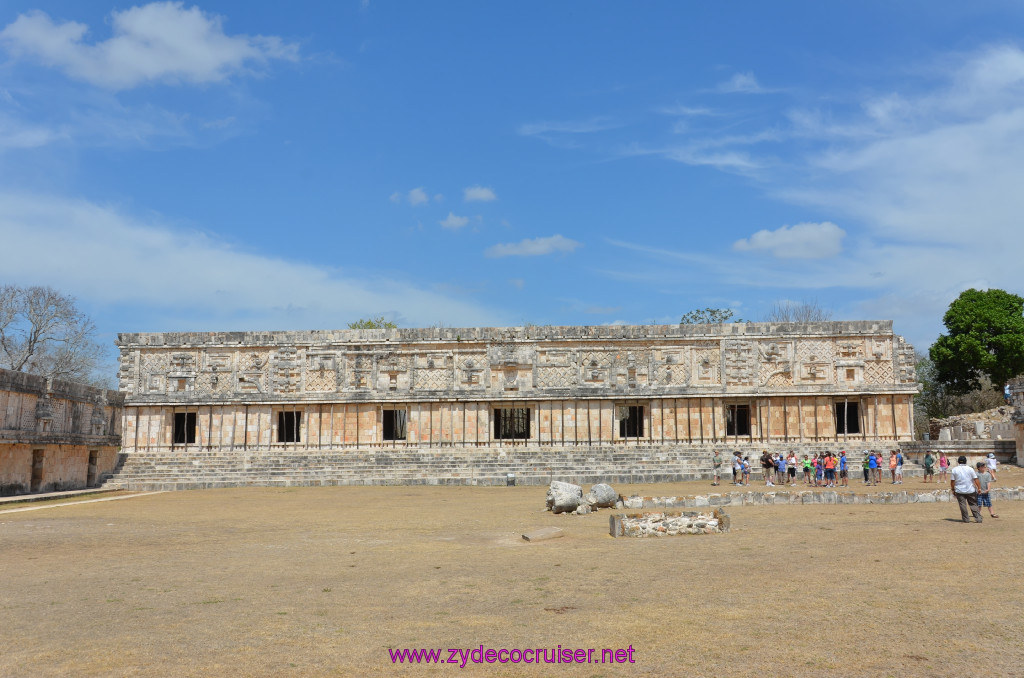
[986,453,999,481]
[976,461,998,518]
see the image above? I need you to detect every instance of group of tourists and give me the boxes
[709,447,1003,524]
[711,450,852,488]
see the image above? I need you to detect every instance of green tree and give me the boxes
[680,308,743,324]
[347,316,398,329]
[930,288,1024,394]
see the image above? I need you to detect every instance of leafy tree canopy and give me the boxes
[929,288,1024,393]
[680,308,743,324]
[347,316,398,329]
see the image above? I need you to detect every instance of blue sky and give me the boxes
[3,1,1024,365]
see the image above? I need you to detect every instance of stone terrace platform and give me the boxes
[103,442,929,491]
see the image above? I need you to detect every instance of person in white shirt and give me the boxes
[949,455,983,523]
[986,453,999,481]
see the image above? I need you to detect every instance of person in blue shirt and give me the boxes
[839,450,848,487]
[867,451,878,486]
[894,450,904,484]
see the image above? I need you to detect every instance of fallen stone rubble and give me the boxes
[546,481,618,514]
[611,508,730,538]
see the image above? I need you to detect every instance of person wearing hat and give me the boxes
[950,455,983,523]
[986,453,999,481]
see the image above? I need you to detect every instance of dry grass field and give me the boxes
[1,469,1022,677]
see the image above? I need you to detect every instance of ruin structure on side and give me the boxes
[116,321,917,460]
[0,368,123,495]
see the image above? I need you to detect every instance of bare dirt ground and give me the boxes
[1,470,1022,677]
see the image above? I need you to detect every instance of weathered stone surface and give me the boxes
[623,495,644,509]
[546,481,583,514]
[612,510,727,538]
[587,483,618,508]
[522,527,564,542]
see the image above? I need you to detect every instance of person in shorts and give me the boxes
[938,452,949,481]
[839,450,849,487]
[802,455,813,484]
[823,452,837,487]
[787,452,798,486]
[923,450,935,483]
[986,453,999,481]
[976,462,998,518]
[894,450,904,484]
[761,451,774,486]
[712,450,722,486]
[742,456,751,485]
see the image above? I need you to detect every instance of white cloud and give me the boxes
[0,114,66,149]
[715,71,768,94]
[732,222,845,259]
[390,188,434,206]
[485,235,581,258]
[0,193,504,329]
[407,187,429,206]
[656,104,715,116]
[518,117,618,136]
[463,185,497,202]
[0,2,299,90]
[439,212,469,230]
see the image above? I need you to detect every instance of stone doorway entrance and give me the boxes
[30,450,45,493]
[87,451,98,487]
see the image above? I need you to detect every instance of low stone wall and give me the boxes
[619,486,1024,508]
[609,507,730,537]
[899,440,1016,466]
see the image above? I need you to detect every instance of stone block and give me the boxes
[523,527,564,542]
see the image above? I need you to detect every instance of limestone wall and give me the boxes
[116,321,919,404]
[0,368,124,495]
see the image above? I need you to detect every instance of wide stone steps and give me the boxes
[103,448,711,490]
[103,443,922,491]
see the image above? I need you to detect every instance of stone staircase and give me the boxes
[102,442,923,491]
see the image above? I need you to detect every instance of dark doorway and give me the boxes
[172,412,197,445]
[619,405,644,438]
[835,401,861,435]
[494,407,531,440]
[726,404,751,437]
[87,450,98,487]
[383,409,407,441]
[30,449,44,493]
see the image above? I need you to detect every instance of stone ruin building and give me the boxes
[0,368,123,495]
[107,321,921,489]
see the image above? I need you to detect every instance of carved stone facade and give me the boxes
[116,321,918,452]
[1,368,124,495]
